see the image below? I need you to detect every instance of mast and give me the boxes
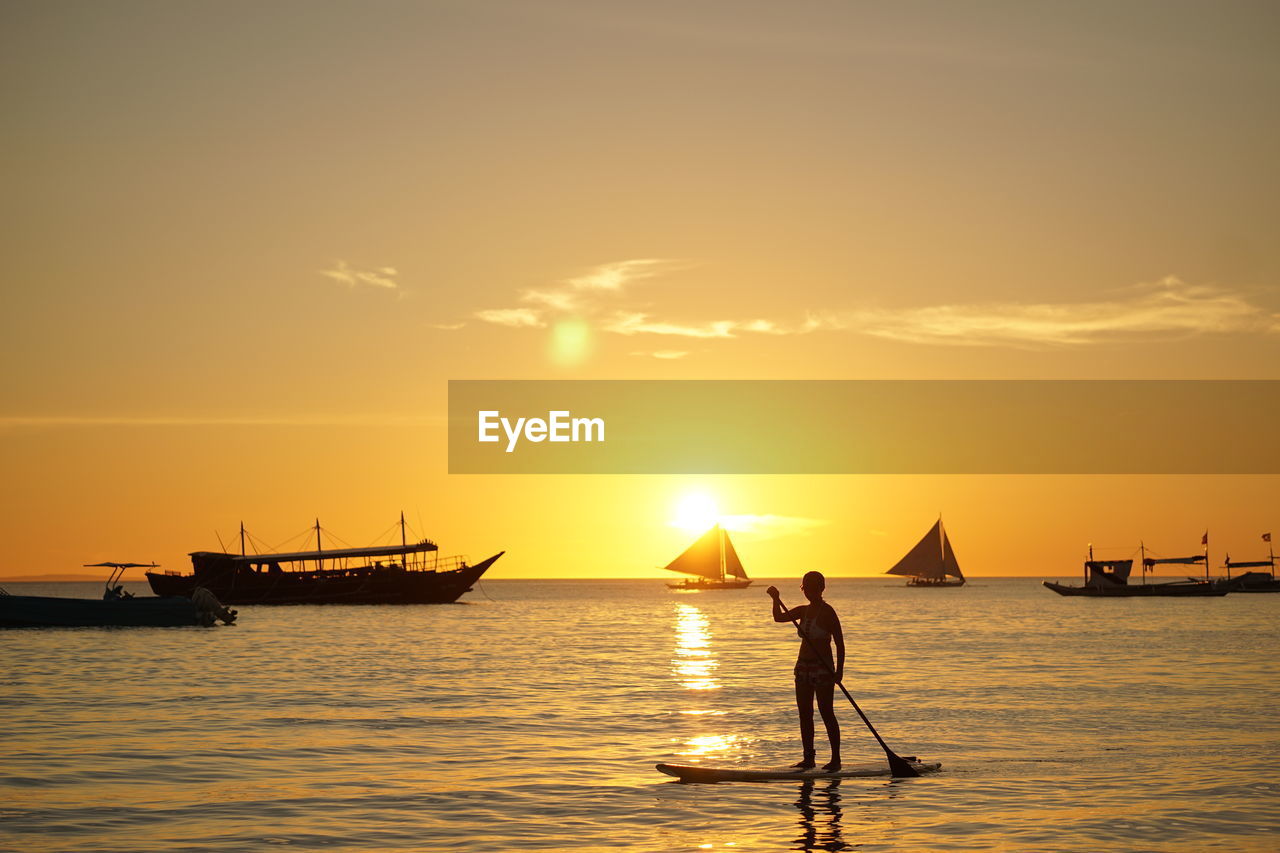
[316,518,323,572]
[938,514,945,562]
[1139,541,1146,586]
[1086,543,1092,585]
[240,521,246,558]
[719,525,726,581]
[1203,530,1209,583]
[400,511,408,569]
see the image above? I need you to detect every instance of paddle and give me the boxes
[775,594,920,778]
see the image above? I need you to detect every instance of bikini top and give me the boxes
[798,603,832,643]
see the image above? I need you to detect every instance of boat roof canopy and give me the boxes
[191,541,438,563]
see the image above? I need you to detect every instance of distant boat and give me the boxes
[1043,544,1225,597]
[1215,547,1279,593]
[0,562,238,628]
[886,518,966,587]
[663,525,753,590]
[146,516,503,605]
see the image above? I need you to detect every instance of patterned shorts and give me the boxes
[794,660,836,688]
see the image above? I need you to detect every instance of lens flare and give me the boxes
[549,317,591,366]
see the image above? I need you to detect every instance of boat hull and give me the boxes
[1042,580,1226,597]
[0,594,212,628]
[1213,572,1280,593]
[146,552,503,605]
[904,577,965,587]
[666,579,753,591]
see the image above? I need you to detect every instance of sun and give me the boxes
[672,493,720,534]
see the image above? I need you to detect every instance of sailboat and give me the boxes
[886,518,966,587]
[663,525,753,590]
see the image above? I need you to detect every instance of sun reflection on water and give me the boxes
[673,603,719,691]
[672,603,739,762]
[679,733,741,758]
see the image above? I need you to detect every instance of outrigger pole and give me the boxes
[776,595,920,778]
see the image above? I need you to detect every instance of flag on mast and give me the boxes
[1264,533,1273,543]
[1201,531,1209,546]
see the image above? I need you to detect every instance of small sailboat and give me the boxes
[663,525,753,590]
[886,518,966,587]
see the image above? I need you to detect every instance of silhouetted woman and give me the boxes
[767,571,845,770]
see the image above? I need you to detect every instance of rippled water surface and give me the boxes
[2,578,1278,852]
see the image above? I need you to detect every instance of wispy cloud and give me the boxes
[474,308,545,328]
[566,258,674,291]
[720,514,829,538]
[604,312,738,338]
[431,322,467,331]
[631,350,690,359]
[475,259,689,329]
[835,277,1279,347]
[319,260,400,290]
[471,265,1278,351]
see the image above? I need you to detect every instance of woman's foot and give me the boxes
[790,751,817,769]
[821,759,842,772]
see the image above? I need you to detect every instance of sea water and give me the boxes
[1,578,1277,852]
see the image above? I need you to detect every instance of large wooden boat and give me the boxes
[886,518,966,587]
[1043,543,1225,597]
[146,517,502,605]
[663,525,753,590]
[1,563,238,628]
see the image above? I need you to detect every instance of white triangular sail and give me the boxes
[887,519,963,580]
[663,526,725,580]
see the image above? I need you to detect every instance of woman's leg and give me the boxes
[815,683,841,770]
[793,680,816,767]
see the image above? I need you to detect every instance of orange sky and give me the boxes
[2,2,1278,579]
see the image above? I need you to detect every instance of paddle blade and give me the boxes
[887,753,921,778]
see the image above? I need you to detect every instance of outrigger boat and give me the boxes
[1215,538,1279,592]
[886,518,966,587]
[663,525,753,590]
[146,515,502,605]
[1043,543,1225,597]
[1,562,238,628]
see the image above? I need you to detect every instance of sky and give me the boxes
[2,1,1278,578]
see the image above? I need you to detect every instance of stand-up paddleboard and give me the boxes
[656,760,941,783]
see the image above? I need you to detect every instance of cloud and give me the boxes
[836,277,1279,347]
[473,308,545,328]
[431,322,467,330]
[521,289,581,312]
[631,350,690,359]
[472,259,690,330]
[319,260,400,290]
[720,514,829,538]
[604,312,738,338]
[566,258,674,291]
[470,263,1278,351]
